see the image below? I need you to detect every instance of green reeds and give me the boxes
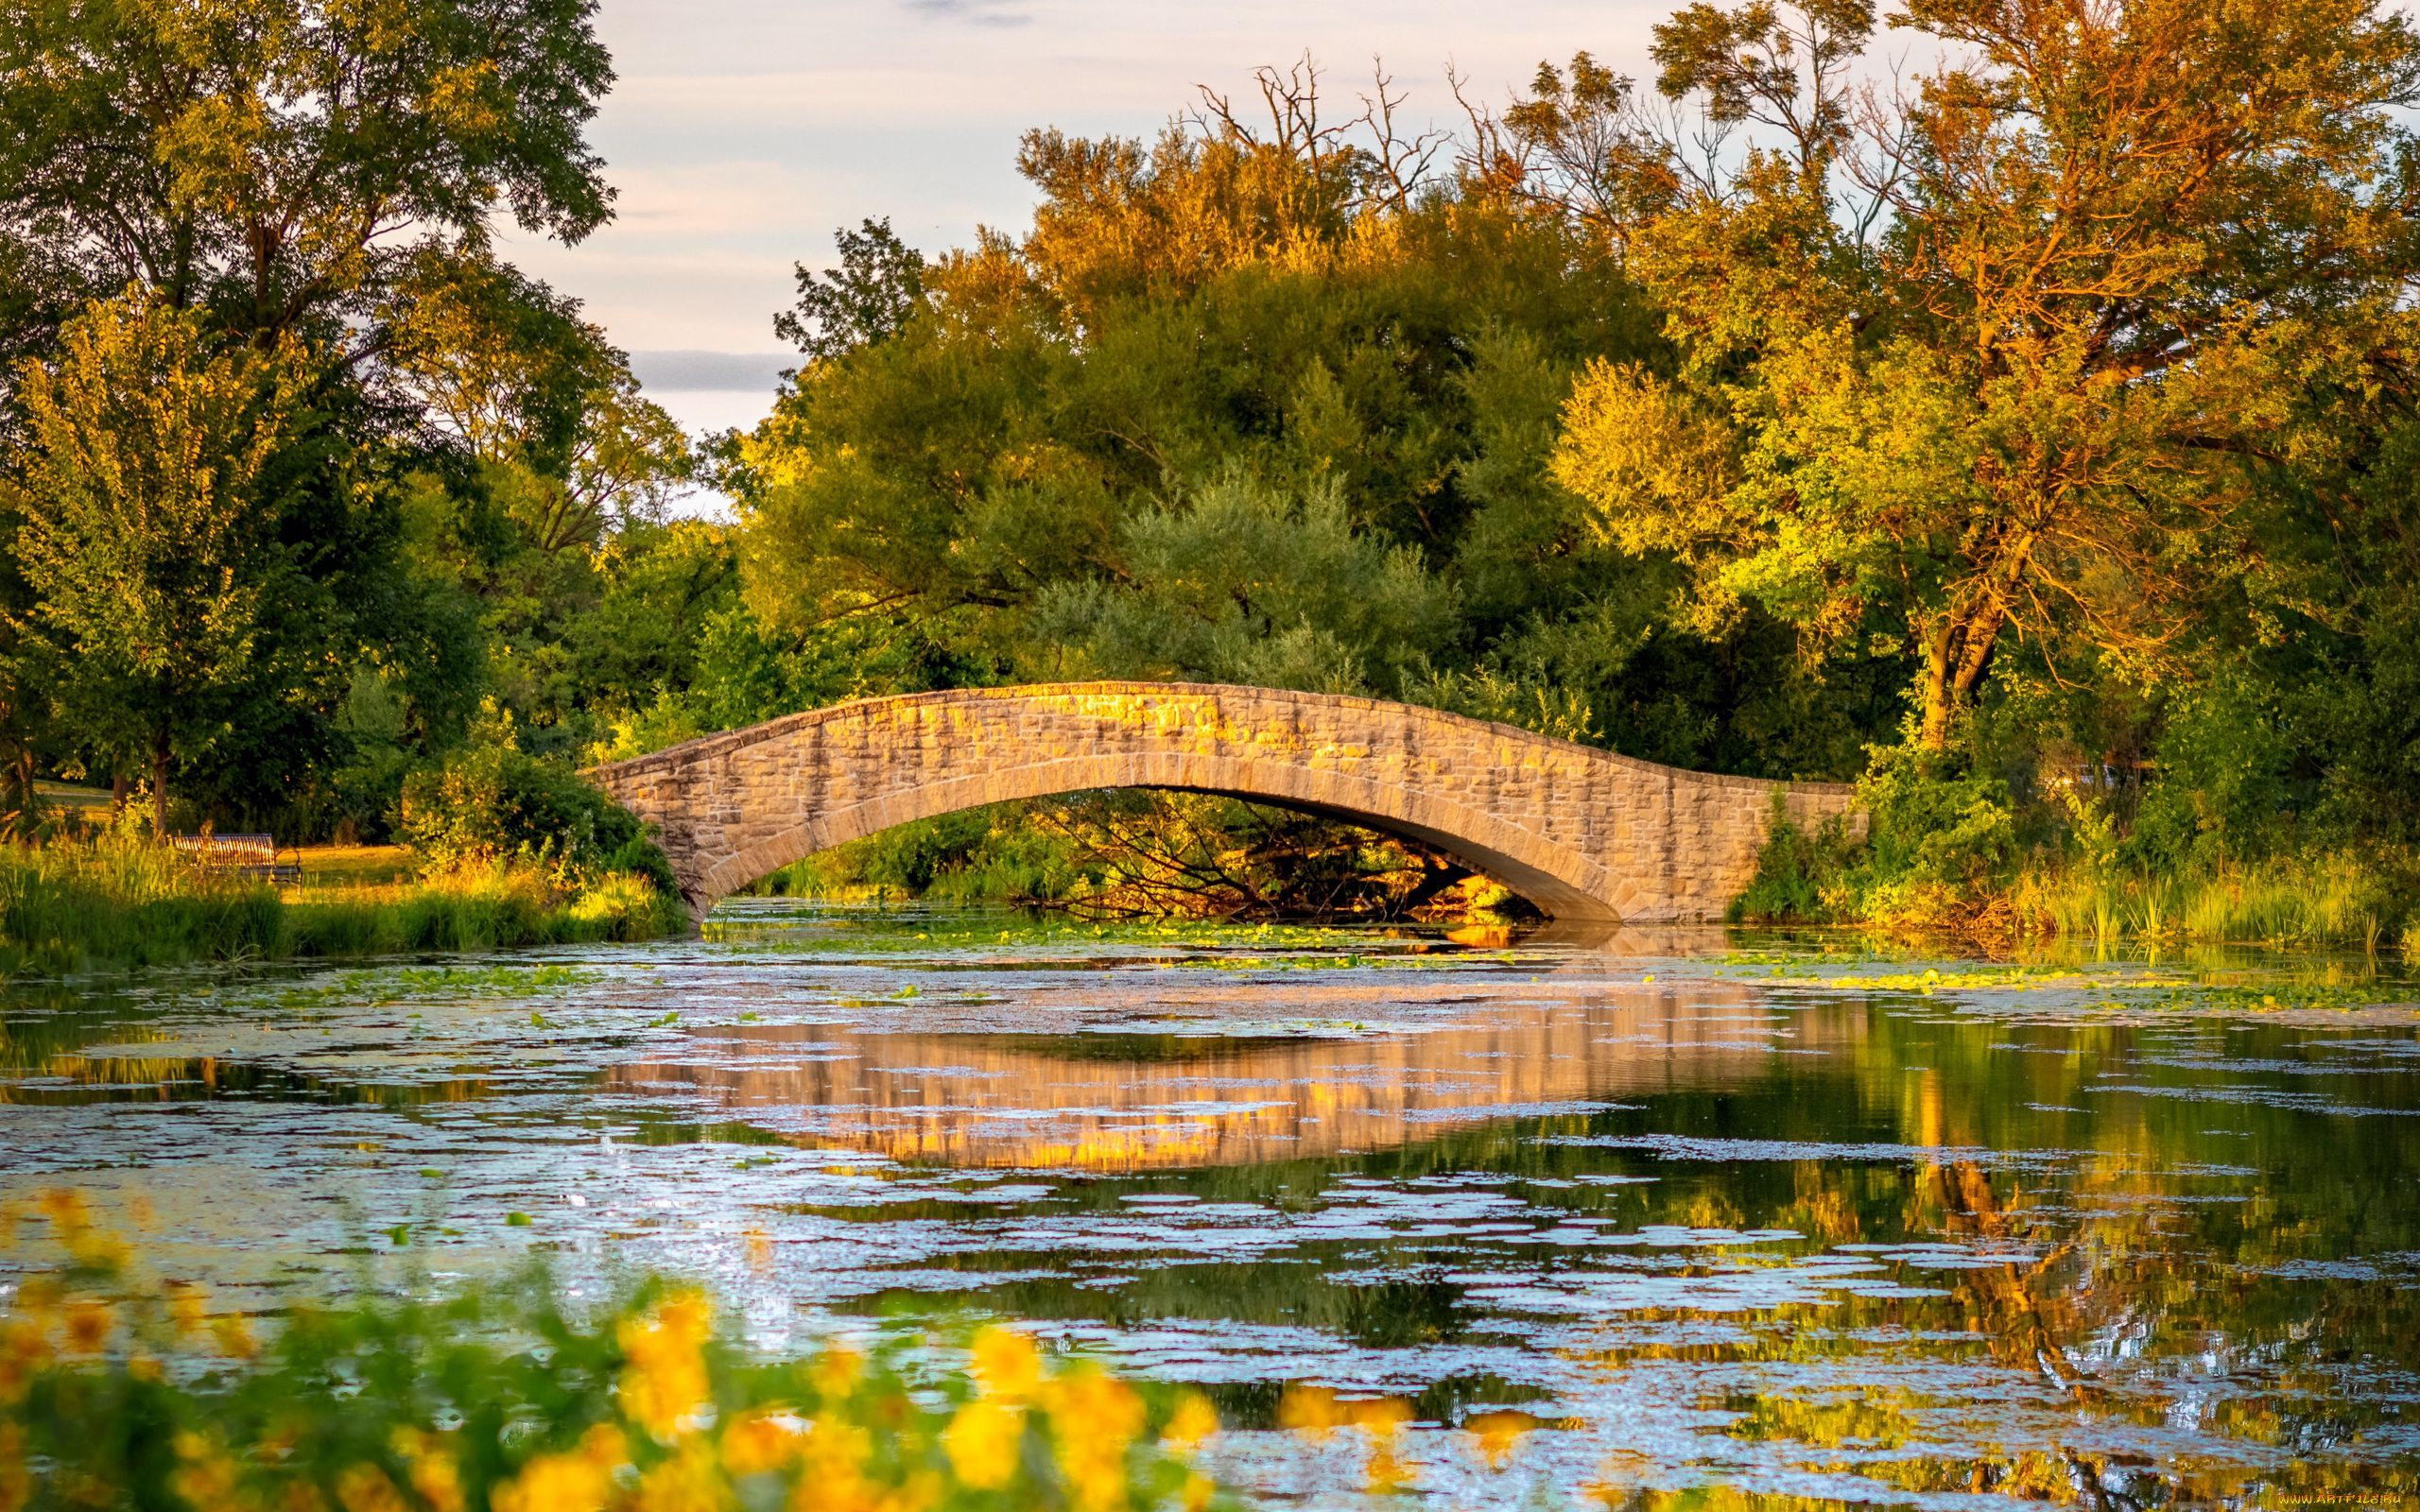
[0,838,686,975]
[2013,850,2408,949]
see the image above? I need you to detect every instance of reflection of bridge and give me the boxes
[611,979,1841,1171]
[588,682,1857,922]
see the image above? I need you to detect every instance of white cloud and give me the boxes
[533,0,1679,369]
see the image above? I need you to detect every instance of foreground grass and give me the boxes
[0,839,687,975]
[0,1194,1228,1512]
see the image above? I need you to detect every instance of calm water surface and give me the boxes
[4,902,2418,1506]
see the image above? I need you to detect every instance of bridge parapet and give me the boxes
[587,681,1858,923]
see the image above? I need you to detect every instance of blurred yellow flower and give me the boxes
[617,1291,713,1440]
[718,1409,804,1477]
[970,1326,1045,1400]
[633,1439,724,1512]
[211,1314,259,1360]
[333,1463,408,1512]
[389,1429,464,1512]
[1046,1366,1146,1512]
[491,1425,627,1512]
[165,1280,210,1338]
[1276,1384,1342,1439]
[811,1343,863,1403]
[0,1321,51,1406]
[942,1399,1025,1489]
[61,1299,113,1355]
[1162,1392,1219,1455]
[168,1431,249,1512]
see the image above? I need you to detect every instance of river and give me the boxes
[4,902,2416,1505]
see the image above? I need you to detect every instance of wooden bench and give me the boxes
[172,833,303,885]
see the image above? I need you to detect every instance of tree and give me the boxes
[384,249,692,556]
[5,292,308,836]
[0,0,614,360]
[1551,0,2420,748]
[775,219,928,366]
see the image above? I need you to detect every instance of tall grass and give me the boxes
[0,837,687,975]
[1997,850,2407,948]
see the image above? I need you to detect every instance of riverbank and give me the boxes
[0,839,687,975]
[1734,804,2416,950]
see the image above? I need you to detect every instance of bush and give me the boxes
[396,745,676,895]
[1,1194,1233,1512]
[1728,794,1859,923]
[1858,743,2018,895]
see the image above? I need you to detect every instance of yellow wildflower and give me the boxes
[389,1429,465,1512]
[170,1431,251,1512]
[791,1421,873,1512]
[811,1343,863,1403]
[718,1409,804,1477]
[1344,1398,1412,1435]
[942,1400,1025,1490]
[617,1291,713,1440]
[1046,1367,1146,1512]
[632,1439,724,1512]
[0,1320,50,1405]
[36,1190,88,1235]
[1180,1471,1215,1512]
[490,1425,627,1512]
[61,1298,113,1355]
[1275,1384,1342,1440]
[1162,1393,1219,1456]
[166,1280,210,1338]
[212,1314,259,1360]
[333,1465,408,1512]
[970,1326,1045,1400]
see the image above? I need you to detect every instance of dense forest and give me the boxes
[5,0,2420,936]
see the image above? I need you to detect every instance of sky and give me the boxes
[498,0,1674,440]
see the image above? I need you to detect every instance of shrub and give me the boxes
[1729,794,1859,924]
[396,745,676,894]
[1858,743,2018,895]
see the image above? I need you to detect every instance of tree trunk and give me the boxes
[152,738,171,843]
[1919,626,1956,750]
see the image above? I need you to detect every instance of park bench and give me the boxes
[171,833,303,885]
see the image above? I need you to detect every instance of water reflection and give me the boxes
[0,910,2416,1507]
[614,982,1818,1169]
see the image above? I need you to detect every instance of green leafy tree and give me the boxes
[775,218,928,365]
[0,0,614,353]
[5,292,310,836]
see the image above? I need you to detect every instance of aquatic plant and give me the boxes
[0,1191,1228,1512]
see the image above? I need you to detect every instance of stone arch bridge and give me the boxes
[586,681,1858,924]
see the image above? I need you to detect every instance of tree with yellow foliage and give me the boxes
[1552,0,2420,749]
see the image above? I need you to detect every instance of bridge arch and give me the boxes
[586,682,1857,924]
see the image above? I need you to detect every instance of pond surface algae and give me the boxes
[4,902,2417,1507]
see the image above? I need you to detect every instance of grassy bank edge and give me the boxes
[0,841,688,976]
[1733,802,2415,950]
